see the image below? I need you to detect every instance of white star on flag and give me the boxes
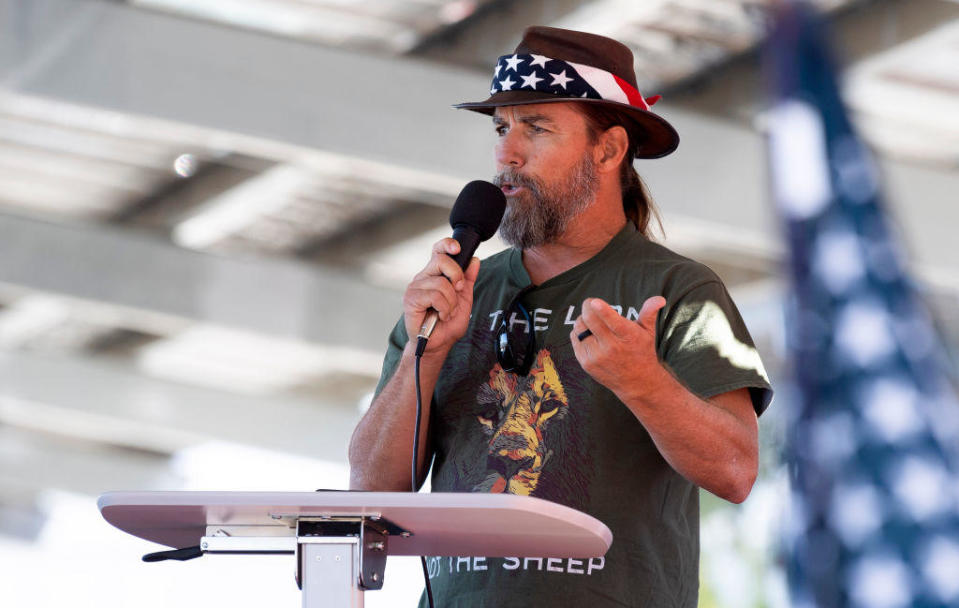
[529,54,550,68]
[499,76,516,91]
[494,62,502,77]
[503,54,524,72]
[520,72,544,89]
[550,70,574,89]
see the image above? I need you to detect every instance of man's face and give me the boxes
[491,103,598,249]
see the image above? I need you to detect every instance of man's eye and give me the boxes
[495,126,508,136]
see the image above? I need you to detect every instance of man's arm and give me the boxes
[349,343,448,491]
[571,297,759,504]
[348,238,479,491]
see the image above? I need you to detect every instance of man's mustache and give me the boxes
[492,170,542,195]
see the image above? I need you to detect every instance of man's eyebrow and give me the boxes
[491,114,556,126]
[519,114,554,125]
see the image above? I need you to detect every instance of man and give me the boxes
[349,26,773,607]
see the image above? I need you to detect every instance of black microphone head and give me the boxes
[449,180,507,241]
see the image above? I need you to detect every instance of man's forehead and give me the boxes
[492,102,582,123]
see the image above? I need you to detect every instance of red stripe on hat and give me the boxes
[612,74,648,110]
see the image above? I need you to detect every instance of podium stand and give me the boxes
[99,491,612,607]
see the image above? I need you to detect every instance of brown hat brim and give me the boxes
[454,90,679,160]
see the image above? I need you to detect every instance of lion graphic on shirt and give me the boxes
[473,349,569,495]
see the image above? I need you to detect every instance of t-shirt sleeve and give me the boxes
[373,315,409,399]
[657,280,773,416]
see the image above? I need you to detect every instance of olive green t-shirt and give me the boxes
[374,224,773,608]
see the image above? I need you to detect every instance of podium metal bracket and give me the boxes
[290,516,394,607]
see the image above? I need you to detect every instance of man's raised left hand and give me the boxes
[569,296,667,399]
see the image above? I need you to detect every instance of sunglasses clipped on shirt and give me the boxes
[495,284,537,376]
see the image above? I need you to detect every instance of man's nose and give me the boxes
[495,130,525,168]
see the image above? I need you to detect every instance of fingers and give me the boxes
[432,237,460,257]
[418,238,467,289]
[420,252,467,289]
[637,296,666,331]
[402,241,479,350]
[578,298,620,341]
[569,320,589,362]
[572,296,664,343]
[404,248,480,321]
[570,296,665,391]
[569,315,593,344]
[568,307,608,372]
[404,275,459,320]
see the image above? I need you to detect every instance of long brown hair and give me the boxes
[575,102,663,239]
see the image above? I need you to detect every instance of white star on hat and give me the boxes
[504,54,524,72]
[529,54,550,68]
[520,72,544,89]
[550,70,574,89]
[499,76,516,91]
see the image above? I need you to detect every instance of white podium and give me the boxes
[98,491,612,607]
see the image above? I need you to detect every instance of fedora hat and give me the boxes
[455,26,679,159]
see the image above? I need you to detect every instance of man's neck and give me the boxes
[522,212,627,286]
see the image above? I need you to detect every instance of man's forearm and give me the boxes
[617,365,759,504]
[348,343,449,491]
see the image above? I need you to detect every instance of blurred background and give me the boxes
[0,0,957,606]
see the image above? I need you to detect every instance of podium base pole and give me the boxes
[300,539,364,608]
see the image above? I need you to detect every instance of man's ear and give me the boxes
[595,125,629,173]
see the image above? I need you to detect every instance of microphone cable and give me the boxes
[413,335,435,608]
[406,179,504,608]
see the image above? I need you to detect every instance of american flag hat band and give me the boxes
[486,53,662,112]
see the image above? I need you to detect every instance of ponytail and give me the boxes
[620,153,663,239]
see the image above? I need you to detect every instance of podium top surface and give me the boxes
[98,491,612,558]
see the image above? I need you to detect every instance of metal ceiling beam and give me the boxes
[0,424,174,499]
[0,0,495,183]
[108,154,276,226]
[0,348,361,462]
[409,0,584,70]
[1,0,957,281]
[0,213,402,353]
[299,201,451,265]
[665,0,959,120]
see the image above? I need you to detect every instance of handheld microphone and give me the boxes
[416,180,506,346]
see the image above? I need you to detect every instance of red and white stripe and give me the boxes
[567,61,649,111]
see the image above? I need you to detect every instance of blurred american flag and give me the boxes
[764,2,959,607]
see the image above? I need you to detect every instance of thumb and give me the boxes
[637,296,666,331]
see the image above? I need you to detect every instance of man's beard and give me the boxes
[493,154,598,250]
